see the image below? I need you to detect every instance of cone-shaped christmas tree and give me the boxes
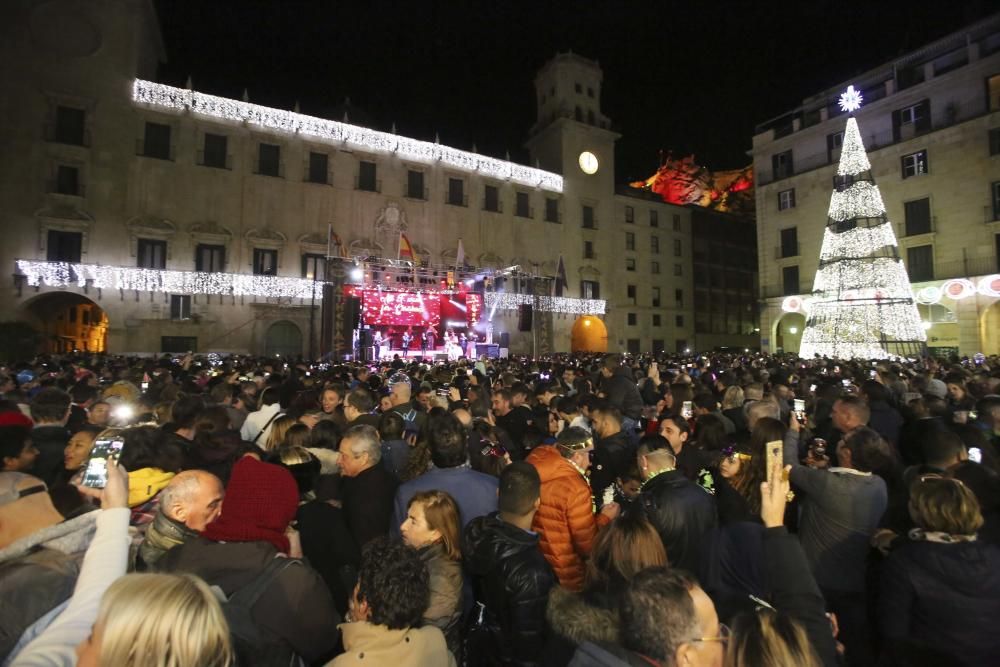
[798,86,926,360]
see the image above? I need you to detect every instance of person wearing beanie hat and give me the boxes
[158,454,342,663]
[926,378,949,400]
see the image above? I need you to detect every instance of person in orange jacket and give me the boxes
[525,427,619,592]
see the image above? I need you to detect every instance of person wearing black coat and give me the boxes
[589,409,634,503]
[339,425,398,548]
[878,475,1000,666]
[598,356,643,422]
[463,463,556,667]
[634,435,717,574]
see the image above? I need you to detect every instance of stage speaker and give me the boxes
[360,329,373,347]
[345,296,362,330]
[499,332,510,348]
[518,304,533,332]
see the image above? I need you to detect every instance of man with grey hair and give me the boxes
[339,424,398,547]
[139,469,224,568]
[746,399,781,431]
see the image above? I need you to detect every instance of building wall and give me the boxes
[752,14,1000,355]
[0,3,696,356]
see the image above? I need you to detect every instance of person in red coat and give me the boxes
[525,427,619,592]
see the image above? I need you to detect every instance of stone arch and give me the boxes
[264,320,303,358]
[773,312,806,355]
[20,292,108,354]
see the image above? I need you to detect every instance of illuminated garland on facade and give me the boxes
[17,260,321,299]
[799,95,925,360]
[484,292,606,315]
[132,80,564,193]
[16,260,607,315]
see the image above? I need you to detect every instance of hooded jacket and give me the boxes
[543,587,619,667]
[636,469,717,573]
[138,509,199,569]
[0,511,97,658]
[879,536,1000,666]
[599,367,643,420]
[419,541,463,654]
[127,467,175,507]
[526,446,609,592]
[463,512,556,665]
[327,621,455,667]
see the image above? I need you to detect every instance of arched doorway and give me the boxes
[571,316,608,353]
[981,302,1000,355]
[264,320,303,358]
[22,293,108,354]
[773,312,806,355]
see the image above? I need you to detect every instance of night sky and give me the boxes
[155,0,993,183]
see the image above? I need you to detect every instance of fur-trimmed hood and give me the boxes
[546,585,619,646]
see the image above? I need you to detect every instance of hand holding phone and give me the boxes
[793,398,806,423]
[681,401,693,420]
[765,439,783,490]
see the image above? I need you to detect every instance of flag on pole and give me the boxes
[556,254,568,293]
[455,239,465,270]
[398,232,415,262]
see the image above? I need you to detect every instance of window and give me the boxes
[625,232,635,251]
[301,254,326,280]
[142,122,171,160]
[545,197,559,223]
[626,339,641,354]
[782,265,800,295]
[673,239,682,256]
[674,263,683,276]
[581,280,600,299]
[827,131,844,162]
[627,285,637,304]
[672,214,681,231]
[778,189,796,210]
[54,165,80,195]
[651,235,659,253]
[675,315,685,328]
[625,206,634,223]
[652,314,662,327]
[575,83,582,93]
[201,133,228,169]
[587,87,594,98]
[990,74,1000,112]
[46,230,82,262]
[893,100,930,139]
[575,107,583,122]
[651,261,660,274]
[780,227,798,258]
[253,248,277,276]
[991,128,1000,156]
[257,143,281,177]
[901,150,928,178]
[169,295,192,320]
[991,182,1000,221]
[308,152,329,184]
[582,205,595,228]
[195,244,225,272]
[626,258,636,271]
[54,106,85,145]
[358,160,378,192]
[650,210,659,227]
[652,338,665,352]
[447,178,465,206]
[516,192,531,218]
[584,240,595,259]
[651,287,660,308]
[484,185,500,212]
[137,239,166,269]
[627,313,637,326]
[675,288,684,306]
[772,150,793,179]
[907,245,934,282]
[904,198,932,236]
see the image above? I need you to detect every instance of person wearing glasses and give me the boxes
[525,427,619,592]
[878,475,1000,666]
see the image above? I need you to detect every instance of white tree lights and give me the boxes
[798,90,926,360]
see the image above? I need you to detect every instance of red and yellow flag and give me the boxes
[398,232,415,261]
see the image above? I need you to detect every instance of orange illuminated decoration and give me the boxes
[571,316,607,352]
[631,152,754,216]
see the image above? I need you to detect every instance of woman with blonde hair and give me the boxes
[399,490,463,653]
[263,415,296,452]
[878,475,1000,665]
[74,573,232,667]
[721,385,748,433]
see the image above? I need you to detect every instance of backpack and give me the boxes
[214,557,307,667]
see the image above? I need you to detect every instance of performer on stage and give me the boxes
[372,330,384,360]
[420,329,429,356]
[402,328,413,353]
[445,329,461,361]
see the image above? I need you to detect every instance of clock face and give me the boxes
[578,151,599,175]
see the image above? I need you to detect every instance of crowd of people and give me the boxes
[1,348,999,666]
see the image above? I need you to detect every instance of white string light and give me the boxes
[133,80,563,193]
[836,117,871,176]
[484,292,606,315]
[17,260,322,299]
[828,181,885,222]
[819,223,897,262]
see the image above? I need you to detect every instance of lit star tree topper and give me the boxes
[838,85,863,113]
[797,87,925,360]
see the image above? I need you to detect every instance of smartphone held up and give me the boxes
[81,436,125,488]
